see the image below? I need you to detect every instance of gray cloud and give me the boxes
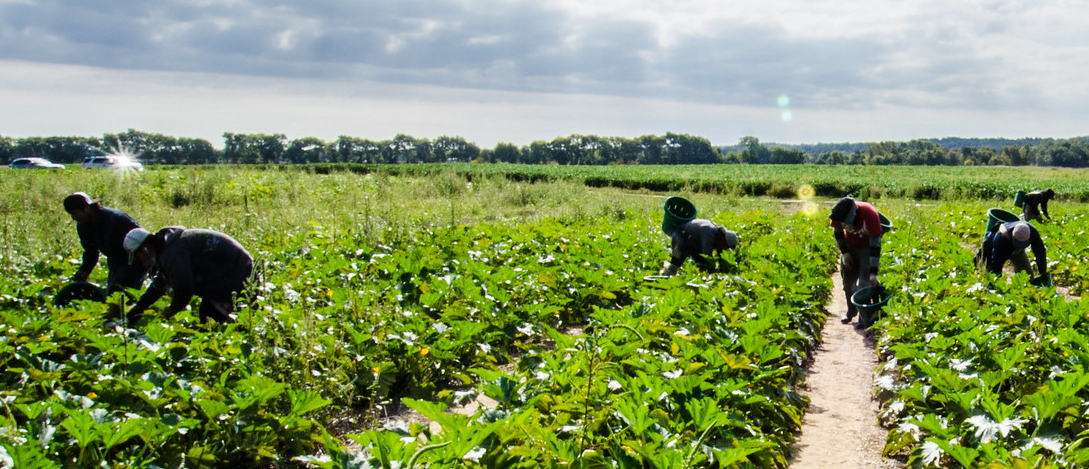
[1,0,1087,141]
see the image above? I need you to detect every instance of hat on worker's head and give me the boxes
[63,192,98,212]
[1010,222,1032,248]
[722,229,739,249]
[829,197,858,225]
[123,228,151,265]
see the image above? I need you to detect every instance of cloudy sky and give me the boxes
[1,0,1086,149]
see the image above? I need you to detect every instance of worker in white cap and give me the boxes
[978,220,1048,278]
[122,226,253,325]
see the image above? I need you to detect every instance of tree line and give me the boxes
[4,130,1089,167]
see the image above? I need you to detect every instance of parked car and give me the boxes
[9,157,65,169]
[82,154,144,171]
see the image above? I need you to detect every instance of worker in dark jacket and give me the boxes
[659,218,739,275]
[123,226,253,324]
[978,220,1048,280]
[829,197,883,327]
[1019,189,1055,222]
[63,192,149,293]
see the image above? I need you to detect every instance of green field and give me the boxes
[1,165,1087,468]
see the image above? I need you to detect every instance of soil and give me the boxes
[787,270,905,469]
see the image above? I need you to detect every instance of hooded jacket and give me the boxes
[669,218,735,268]
[132,226,253,314]
[76,206,141,274]
[982,221,1047,275]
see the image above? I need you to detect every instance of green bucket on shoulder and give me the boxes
[662,196,697,235]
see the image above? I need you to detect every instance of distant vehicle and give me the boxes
[82,154,144,171]
[9,157,66,169]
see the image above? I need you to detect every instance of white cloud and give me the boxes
[0,0,1087,146]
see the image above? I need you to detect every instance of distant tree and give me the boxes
[824,150,848,165]
[491,142,520,163]
[14,136,101,164]
[0,135,15,163]
[178,137,218,164]
[434,135,479,163]
[1002,146,1028,166]
[525,141,551,164]
[663,133,719,164]
[637,135,665,165]
[769,146,806,164]
[739,136,770,164]
[223,133,286,164]
[1044,140,1089,167]
[102,129,216,165]
[285,137,331,164]
[384,134,420,163]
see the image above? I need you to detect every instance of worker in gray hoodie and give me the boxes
[123,226,253,324]
[659,218,739,275]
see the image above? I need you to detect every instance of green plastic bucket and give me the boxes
[879,213,893,232]
[662,196,697,235]
[54,281,107,307]
[851,285,890,325]
[1014,190,1026,208]
[986,208,1020,232]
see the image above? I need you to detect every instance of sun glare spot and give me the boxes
[801,201,820,217]
[798,184,815,200]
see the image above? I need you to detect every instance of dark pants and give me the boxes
[840,246,872,319]
[199,260,253,323]
[1023,206,1042,223]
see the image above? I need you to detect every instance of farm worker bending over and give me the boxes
[978,221,1048,281]
[63,192,149,294]
[1018,189,1055,223]
[829,197,883,326]
[659,219,739,275]
[123,226,253,325]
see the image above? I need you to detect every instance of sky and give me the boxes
[1,0,1087,149]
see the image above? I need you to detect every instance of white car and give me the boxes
[9,157,65,169]
[82,155,144,171]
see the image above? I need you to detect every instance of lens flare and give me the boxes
[798,184,815,200]
[781,110,793,123]
[801,201,820,217]
[777,95,790,108]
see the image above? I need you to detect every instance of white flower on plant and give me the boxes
[282,284,300,303]
[896,421,919,438]
[965,414,1028,444]
[886,400,906,416]
[1029,436,1064,454]
[920,440,943,467]
[464,446,486,462]
[0,445,13,469]
[873,375,897,391]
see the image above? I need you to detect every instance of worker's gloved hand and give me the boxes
[72,270,89,282]
[840,253,853,270]
[659,262,679,276]
[869,273,878,286]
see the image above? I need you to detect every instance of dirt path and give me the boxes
[788,271,904,469]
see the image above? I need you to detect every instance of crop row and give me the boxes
[1,194,835,467]
[301,163,1089,201]
[871,204,1089,468]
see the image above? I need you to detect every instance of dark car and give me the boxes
[9,157,66,169]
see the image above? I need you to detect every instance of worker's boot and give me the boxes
[840,300,857,324]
